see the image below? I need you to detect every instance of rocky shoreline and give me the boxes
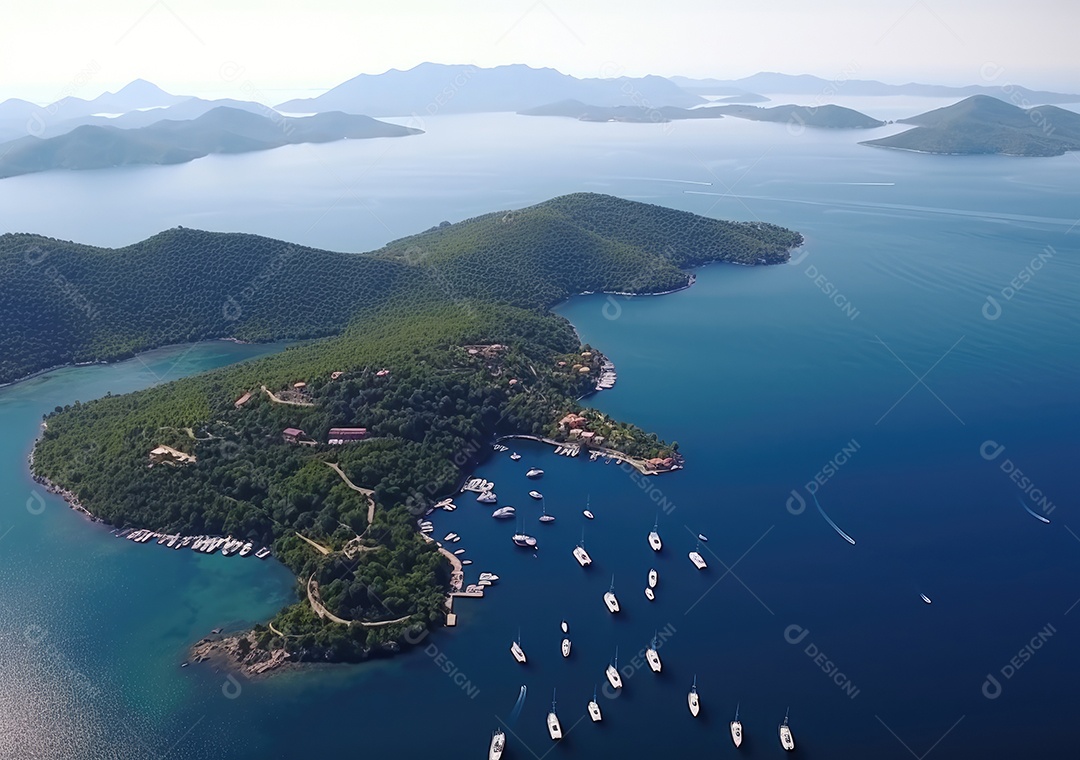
[190,632,293,677]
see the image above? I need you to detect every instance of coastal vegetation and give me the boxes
[25,194,802,665]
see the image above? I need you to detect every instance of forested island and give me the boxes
[861,95,1080,156]
[18,194,802,670]
[519,99,884,128]
[0,106,420,179]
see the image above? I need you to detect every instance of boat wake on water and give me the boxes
[1020,499,1051,524]
[509,685,527,724]
[812,494,856,545]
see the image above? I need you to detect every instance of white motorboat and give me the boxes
[561,637,571,658]
[645,587,655,601]
[443,532,458,542]
[779,709,795,751]
[603,575,620,613]
[477,491,498,503]
[606,647,623,689]
[510,452,521,461]
[921,593,932,604]
[688,675,700,717]
[648,568,657,588]
[489,728,505,760]
[526,468,544,479]
[492,506,516,519]
[529,490,543,499]
[560,620,569,633]
[649,515,662,551]
[583,510,595,519]
[479,572,499,583]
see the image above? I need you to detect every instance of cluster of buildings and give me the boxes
[557,413,607,447]
[282,427,369,446]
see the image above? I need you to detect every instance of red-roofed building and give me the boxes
[329,428,369,444]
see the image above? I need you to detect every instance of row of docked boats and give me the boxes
[117,529,270,558]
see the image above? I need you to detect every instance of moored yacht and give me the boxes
[561,637,571,658]
[583,495,594,520]
[477,491,498,503]
[529,490,543,499]
[588,685,602,722]
[547,689,562,740]
[646,633,661,673]
[489,728,505,760]
[779,709,795,751]
[239,542,253,557]
[479,572,499,583]
[688,675,700,717]
[510,631,527,664]
[603,575,620,613]
[573,530,593,567]
[689,538,707,569]
[539,503,555,523]
[649,515,662,551]
[644,586,655,601]
[492,506,516,518]
[510,452,521,461]
[606,647,623,689]
[730,703,743,748]
[560,620,569,633]
[526,468,544,479]
[648,568,657,588]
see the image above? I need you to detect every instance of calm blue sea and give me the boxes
[0,104,1077,758]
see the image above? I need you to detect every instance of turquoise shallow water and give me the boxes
[0,108,1078,758]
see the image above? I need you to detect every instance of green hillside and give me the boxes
[0,193,801,384]
[24,194,802,664]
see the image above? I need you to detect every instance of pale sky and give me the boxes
[2,0,1076,104]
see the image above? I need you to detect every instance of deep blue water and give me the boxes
[0,106,1078,758]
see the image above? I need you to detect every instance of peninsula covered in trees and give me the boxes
[20,194,802,668]
[519,99,884,128]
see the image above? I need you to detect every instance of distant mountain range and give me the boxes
[671,72,1080,104]
[519,99,884,128]
[275,62,705,115]
[0,107,420,179]
[861,95,1080,156]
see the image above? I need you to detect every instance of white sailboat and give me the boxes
[689,537,707,570]
[547,689,562,740]
[539,500,555,523]
[649,515,662,551]
[646,632,662,673]
[648,568,657,588]
[688,675,700,717]
[730,703,743,748]
[573,529,593,567]
[583,494,594,520]
[606,647,623,689]
[529,490,543,499]
[644,586,655,601]
[603,575,620,613]
[588,685,602,722]
[510,629,526,664]
[489,728,505,760]
[779,709,795,751]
